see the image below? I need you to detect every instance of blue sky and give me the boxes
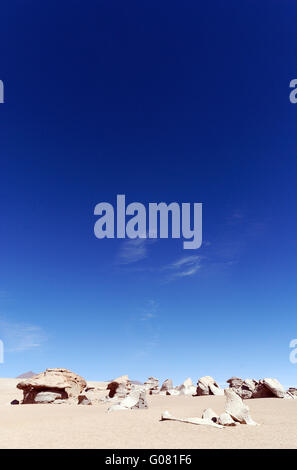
[0,0,297,387]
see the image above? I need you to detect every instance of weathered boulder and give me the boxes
[261,378,286,398]
[132,391,148,409]
[288,387,297,397]
[17,368,87,404]
[182,377,193,388]
[160,379,173,391]
[144,377,159,394]
[196,376,223,396]
[166,389,180,396]
[202,408,219,422]
[227,377,274,399]
[78,395,92,405]
[34,391,63,404]
[224,389,258,425]
[218,412,236,426]
[226,377,243,389]
[107,375,131,399]
[178,378,196,395]
[108,389,148,412]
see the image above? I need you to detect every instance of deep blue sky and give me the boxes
[0,0,297,386]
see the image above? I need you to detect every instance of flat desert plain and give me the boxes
[0,378,297,449]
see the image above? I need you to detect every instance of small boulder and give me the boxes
[224,389,258,425]
[160,379,173,391]
[196,376,223,396]
[218,412,236,426]
[78,395,92,405]
[261,378,286,398]
[202,408,219,422]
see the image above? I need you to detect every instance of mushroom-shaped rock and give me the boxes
[224,389,258,425]
[17,368,87,404]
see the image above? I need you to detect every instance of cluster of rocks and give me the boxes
[15,369,149,411]
[161,388,259,428]
[15,368,296,414]
[227,376,296,399]
[107,389,148,412]
[103,375,148,412]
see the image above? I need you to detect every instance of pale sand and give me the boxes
[0,378,297,449]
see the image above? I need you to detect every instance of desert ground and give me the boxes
[0,378,297,449]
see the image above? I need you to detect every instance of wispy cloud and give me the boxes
[0,317,46,353]
[116,236,157,265]
[163,255,202,281]
[140,299,159,321]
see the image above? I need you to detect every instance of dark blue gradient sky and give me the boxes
[1,0,297,385]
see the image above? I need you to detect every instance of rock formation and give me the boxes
[17,368,87,404]
[160,387,258,428]
[108,388,148,412]
[201,408,218,422]
[178,378,196,396]
[106,375,131,399]
[144,377,159,394]
[227,376,293,399]
[224,389,258,425]
[161,410,223,428]
[196,376,224,396]
[160,379,173,391]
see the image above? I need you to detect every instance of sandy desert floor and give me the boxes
[0,378,297,449]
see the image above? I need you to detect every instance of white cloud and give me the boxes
[0,317,46,353]
[116,236,156,265]
[164,255,202,281]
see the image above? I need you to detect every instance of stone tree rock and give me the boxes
[196,376,223,396]
[17,368,87,404]
[224,389,258,425]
